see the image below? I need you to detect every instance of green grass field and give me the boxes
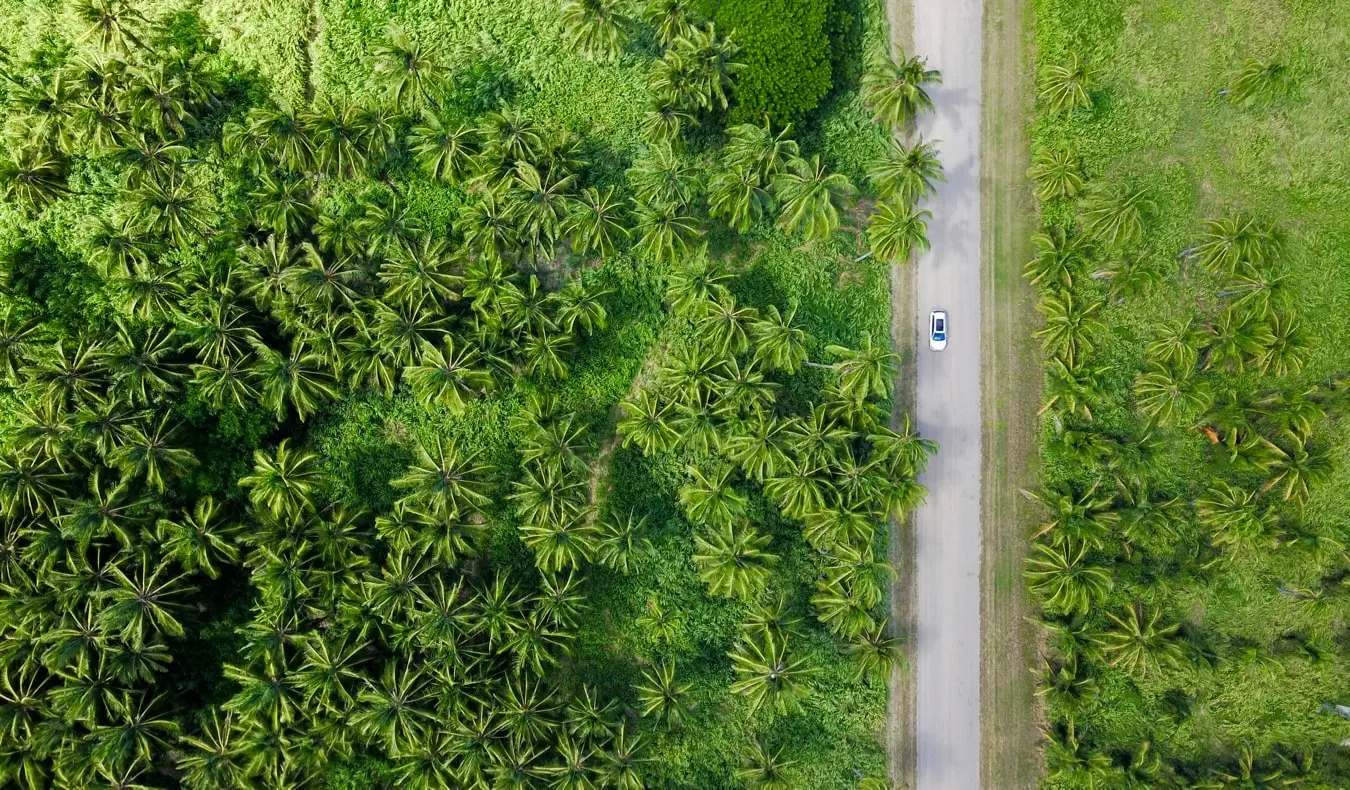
[1031,0,1350,784]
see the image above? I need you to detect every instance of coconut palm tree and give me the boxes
[1034,655,1098,714]
[1081,184,1151,248]
[407,112,479,184]
[403,337,493,414]
[1024,541,1112,615]
[1093,251,1164,300]
[679,465,748,528]
[372,27,446,110]
[868,136,944,204]
[251,340,339,421]
[633,200,700,265]
[635,660,689,726]
[1101,603,1184,678]
[1261,431,1331,505]
[867,200,931,261]
[735,738,797,789]
[773,155,855,241]
[561,0,633,61]
[670,24,742,112]
[72,0,148,54]
[1193,214,1284,275]
[0,146,70,212]
[393,438,493,521]
[724,122,799,183]
[862,54,941,131]
[1041,358,1108,421]
[708,164,773,233]
[1225,59,1292,106]
[107,413,197,493]
[1133,362,1211,426]
[567,185,630,259]
[1196,481,1277,551]
[692,524,777,600]
[1034,291,1103,366]
[617,391,679,455]
[1039,54,1095,114]
[826,332,898,403]
[751,305,808,374]
[1259,311,1306,376]
[1024,226,1090,289]
[728,630,814,715]
[1145,316,1206,370]
[1027,146,1084,200]
[239,439,324,519]
[155,497,240,580]
[1043,719,1114,787]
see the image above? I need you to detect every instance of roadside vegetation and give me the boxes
[0,0,943,787]
[1026,0,1350,786]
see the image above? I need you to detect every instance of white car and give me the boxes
[929,309,948,351]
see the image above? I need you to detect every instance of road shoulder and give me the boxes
[979,0,1043,784]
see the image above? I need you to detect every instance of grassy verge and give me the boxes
[981,0,1043,785]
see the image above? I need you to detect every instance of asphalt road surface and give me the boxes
[911,0,984,786]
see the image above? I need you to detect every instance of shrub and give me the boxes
[711,0,833,124]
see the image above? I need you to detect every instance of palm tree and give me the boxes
[1259,311,1307,377]
[561,0,632,61]
[1034,655,1098,713]
[239,439,325,519]
[692,524,777,600]
[633,200,700,265]
[868,136,944,204]
[751,305,808,374]
[679,465,748,528]
[1040,358,1107,421]
[1022,482,1117,551]
[1039,54,1095,114]
[99,559,195,642]
[644,0,697,49]
[107,413,198,493]
[1133,362,1211,426]
[1043,719,1114,787]
[1034,291,1103,365]
[407,112,479,184]
[1262,431,1331,504]
[708,164,773,233]
[403,337,494,414]
[1101,603,1184,678]
[862,54,941,131]
[250,340,339,421]
[378,237,462,307]
[1145,316,1206,370]
[1093,251,1164,300]
[617,391,679,455]
[1225,59,1292,106]
[1193,214,1283,275]
[1027,146,1084,200]
[392,438,492,519]
[845,620,904,683]
[350,662,434,755]
[555,279,609,336]
[669,24,742,111]
[827,332,898,403]
[735,738,797,789]
[249,172,313,236]
[728,630,814,715]
[0,146,70,212]
[73,0,148,53]
[641,98,696,145]
[1081,184,1151,248]
[724,122,799,183]
[567,185,630,259]
[629,143,696,209]
[155,497,240,579]
[1024,541,1112,615]
[309,100,373,178]
[773,155,855,241]
[636,660,689,726]
[867,200,931,261]
[372,27,446,110]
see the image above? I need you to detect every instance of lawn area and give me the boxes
[1030,0,1350,784]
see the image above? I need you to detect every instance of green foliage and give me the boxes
[1028,0,1350,783]
[709,0,834,124]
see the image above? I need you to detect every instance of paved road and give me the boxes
[911,0,983,786]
